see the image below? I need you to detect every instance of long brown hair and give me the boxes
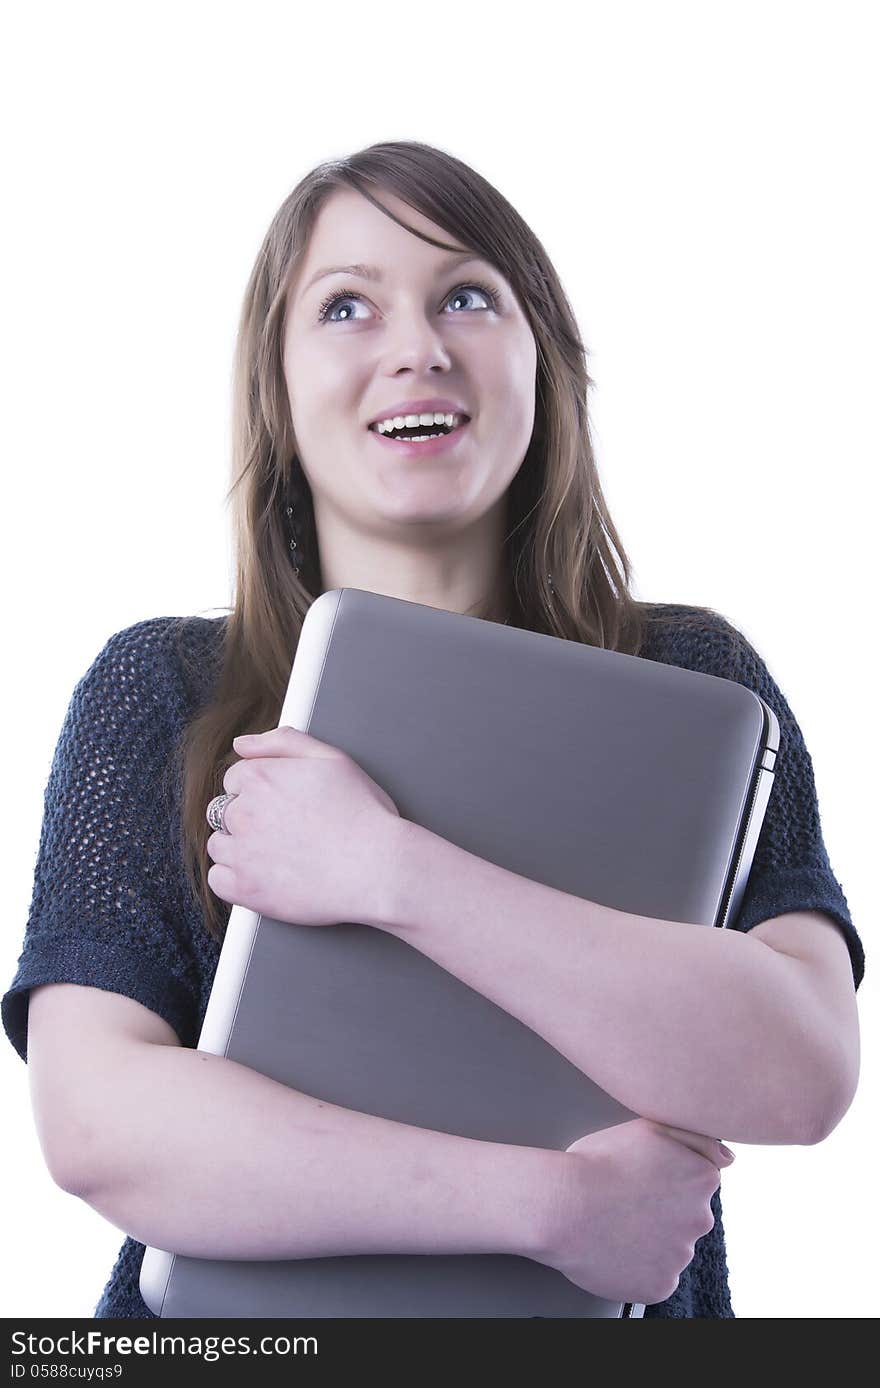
[169,139,683,946]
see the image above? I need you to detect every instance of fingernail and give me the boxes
[720,1144,735,1161]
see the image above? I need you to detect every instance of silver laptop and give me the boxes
[141,588,779,1319]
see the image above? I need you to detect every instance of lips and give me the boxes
[367,415,469,437]
[366,413,469,435]
[367,416,471,458]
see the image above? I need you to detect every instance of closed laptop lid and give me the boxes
[142,589,778,1319]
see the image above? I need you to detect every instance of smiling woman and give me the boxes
[2,138,863,1324]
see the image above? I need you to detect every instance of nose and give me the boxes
[379,306,453,376]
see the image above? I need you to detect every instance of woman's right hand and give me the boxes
[533,1117,735,1306]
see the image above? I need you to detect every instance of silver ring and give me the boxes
[206,792,237,834]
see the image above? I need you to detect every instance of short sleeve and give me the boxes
[2,619,203,1063]
[726,629,864,992]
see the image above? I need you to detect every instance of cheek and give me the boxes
[286,332,348,396]
[287,365,348,451]
[309,353,368,422]
[488,331,537,412]
[495,388,536,447]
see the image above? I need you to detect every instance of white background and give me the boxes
[1,0,876,1320]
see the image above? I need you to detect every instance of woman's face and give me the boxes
[282,188,538,545]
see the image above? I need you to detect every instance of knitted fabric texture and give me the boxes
[2,606,864,1319]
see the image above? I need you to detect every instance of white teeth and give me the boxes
[372,411,461,434]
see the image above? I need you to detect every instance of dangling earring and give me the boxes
[547,572,556,596]
[282,462,301,578]
[284,499,300,577]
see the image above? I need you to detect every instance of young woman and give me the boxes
[3,140,863,1319]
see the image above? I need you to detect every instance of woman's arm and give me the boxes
[28,986,726,1305]
[45,1023,562,1263]
[378,819,859,1147]
[76,1041,733,1308]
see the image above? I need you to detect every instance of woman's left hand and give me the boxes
[206,726,403,929]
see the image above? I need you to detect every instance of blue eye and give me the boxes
[446,283,501,313]
[316,280,502,324]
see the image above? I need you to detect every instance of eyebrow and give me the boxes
[301,251,488,297]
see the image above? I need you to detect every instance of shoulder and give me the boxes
[636,601,747,681]
[90,613,227,671]
[79,614,228,712]
[54,615,229,790]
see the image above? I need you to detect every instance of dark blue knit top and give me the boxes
[2,606,865,1319]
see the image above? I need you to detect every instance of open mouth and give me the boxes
[368,414,470,442]
[367,414,472,458]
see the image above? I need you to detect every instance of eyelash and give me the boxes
[316,280,503,323]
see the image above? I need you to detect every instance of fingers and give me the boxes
[233,726,344,758]
[651,1123,735,1167]
[206,829,235,865]
[222,726,349,798]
